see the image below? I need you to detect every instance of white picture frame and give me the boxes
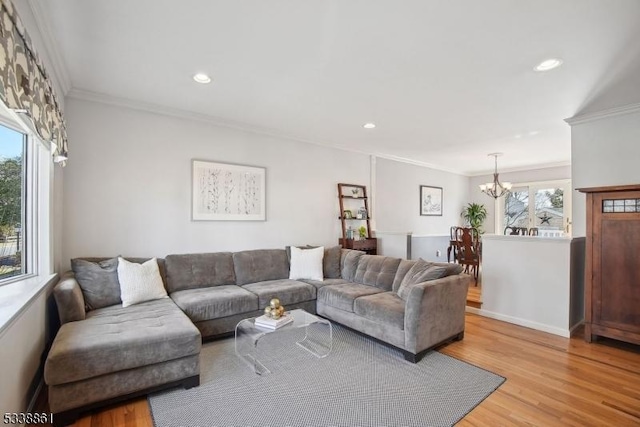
[192,160,266,221]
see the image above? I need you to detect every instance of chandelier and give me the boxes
[479,153,512,198]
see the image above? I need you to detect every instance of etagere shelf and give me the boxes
[337,183,377,255]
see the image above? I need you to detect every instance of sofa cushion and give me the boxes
[354,292,405,330]
[286,245,342,279]
[340,249,366,281]
[171,285,259,322]
[44,298,201,386]
[353,255,402,291]
[300,278,350,289]
[71,257,121,310]
[317,283,383,313]
[117,257,168,307]
[289,246,324,281]
[165,252,235,293]
[242,279,316,307]
[397,261,449,300]
[392,259,464,293]
[233,250,289,285]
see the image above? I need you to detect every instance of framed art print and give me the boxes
[192,160,266,221]
[420,185,442,216]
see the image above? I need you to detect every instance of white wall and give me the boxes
[375,157,469,235]
[478,235,573,337]
[0,289,46,414]
[570,109,640,236]
[62,98,371,266]
[468,165,571,234]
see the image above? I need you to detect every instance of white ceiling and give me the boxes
[36,0,640,175]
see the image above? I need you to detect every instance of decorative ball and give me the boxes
[270,298,280,308]
[277,305,285,316]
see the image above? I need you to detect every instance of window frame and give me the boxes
[494,179,572,236]
[0,115,41,285]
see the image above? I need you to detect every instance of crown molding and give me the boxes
[67,89,562,179]
[67,88,379,156]
[467,161,571,177]
[371,153,467,176]
[565,102,640,126]
[26,0,72,96]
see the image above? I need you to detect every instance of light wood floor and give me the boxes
[32,313,640,427]
[466,284,482,309]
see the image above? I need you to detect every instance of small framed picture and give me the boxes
[420,185,443,216]
[343,210,353,219]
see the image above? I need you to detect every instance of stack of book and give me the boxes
[254,313,293,329]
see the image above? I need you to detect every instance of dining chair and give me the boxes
[447,226,461,263]
[455,227,480,285]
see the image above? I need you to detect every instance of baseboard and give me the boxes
[466,307,571,338]
[569,320,584,337]
[27,379,43,412]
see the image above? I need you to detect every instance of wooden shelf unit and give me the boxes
[337,183,377,255]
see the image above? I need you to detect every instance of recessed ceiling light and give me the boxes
[363,123,376,129]
[193,73,212,84]
[534,58,563,72]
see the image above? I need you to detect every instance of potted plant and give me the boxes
[461,203,488,233]
[358,226,367,240]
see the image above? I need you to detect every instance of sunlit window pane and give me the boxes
[0,124,25,280]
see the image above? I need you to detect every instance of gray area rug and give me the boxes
[149,325,504,427]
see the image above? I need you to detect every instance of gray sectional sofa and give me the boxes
[46,248,470,425]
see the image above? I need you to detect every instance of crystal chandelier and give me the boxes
[479,153,512,198]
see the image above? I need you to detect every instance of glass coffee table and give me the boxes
[235,309,332,375]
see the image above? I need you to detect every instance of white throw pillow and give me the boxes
[117,257,168,308]
[289,246,324,281]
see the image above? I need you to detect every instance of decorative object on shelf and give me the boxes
[461,203,488,234]
[343,210,353,219]
[192,160,266,221]
[358,226,367,239]
[420,185,443,216]
[357,207,367,219]
[346,227,354,239]
[351,188,360,198]
[264,298,285,319]
[479,153,512,198]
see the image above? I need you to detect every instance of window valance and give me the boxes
[0,0,68,161]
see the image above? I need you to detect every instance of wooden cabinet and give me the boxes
[337,183,377,255]
[578,184,640,345]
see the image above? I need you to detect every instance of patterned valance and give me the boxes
[0,0,68,161]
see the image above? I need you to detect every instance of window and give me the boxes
[0,123,26,280]
[497,180,572,237]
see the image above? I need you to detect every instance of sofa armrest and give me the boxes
[53,272,86,324]
[403,274,471,353]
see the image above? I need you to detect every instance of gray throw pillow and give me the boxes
[71,257,121,310]
[323,246,342,279]
[396,260,448,300]
[285,245,341,279]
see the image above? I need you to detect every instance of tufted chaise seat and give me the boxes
[45,297,200,421]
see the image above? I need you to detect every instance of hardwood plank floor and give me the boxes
[30,313,640,427]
